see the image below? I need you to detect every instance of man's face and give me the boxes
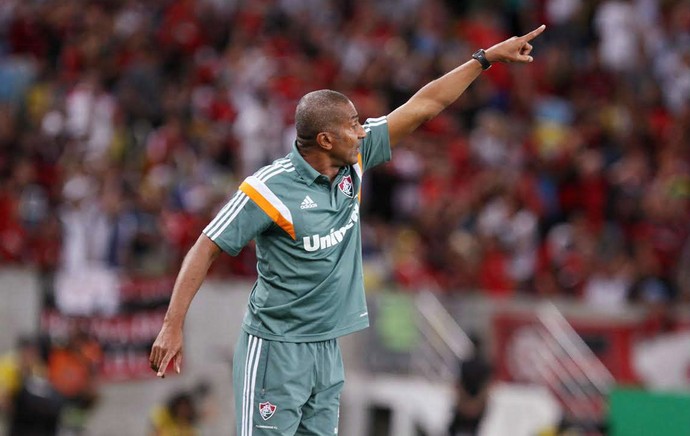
[328,101,366,166]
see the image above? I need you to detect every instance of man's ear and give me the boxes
[316,132,333,150]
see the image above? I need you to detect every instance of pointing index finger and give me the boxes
[521,24,546,42]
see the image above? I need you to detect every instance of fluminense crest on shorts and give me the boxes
[338,175,353,198]
[259,401,277,420]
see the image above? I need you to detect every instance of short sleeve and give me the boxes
[202,190,273,255]
[360,116,392,171]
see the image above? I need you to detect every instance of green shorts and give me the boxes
[233,331,344,435]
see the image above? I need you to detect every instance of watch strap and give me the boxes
[472,49,492,70]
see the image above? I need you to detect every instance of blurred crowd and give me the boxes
[0,329,209,436]
[0,330,101,435]
[1,0,690,315]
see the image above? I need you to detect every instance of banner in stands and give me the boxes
[40,275,174,381]
[493,311,639,384]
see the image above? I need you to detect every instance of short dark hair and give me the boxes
[295,89,351,147]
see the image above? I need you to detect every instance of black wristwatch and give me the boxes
[472,49,492,70]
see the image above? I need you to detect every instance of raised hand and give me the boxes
[485,24,546,64]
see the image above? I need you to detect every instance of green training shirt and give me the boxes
[203,116,391,342]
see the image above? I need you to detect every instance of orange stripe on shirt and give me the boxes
[239,182,296,240]
[357,153,363,203]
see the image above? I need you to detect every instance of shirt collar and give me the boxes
[290,141,330,186]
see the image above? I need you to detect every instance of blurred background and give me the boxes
[0,0,689,435]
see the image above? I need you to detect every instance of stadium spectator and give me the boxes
[149,391,198,436]
[447,335,494,436]
[0,335,65,436]
[47,326,102,435]
[149,382,213,436]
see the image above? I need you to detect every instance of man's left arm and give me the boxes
[386,24,546,147]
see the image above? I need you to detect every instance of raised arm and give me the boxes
[386,24,546,146]
[149,234,221,377]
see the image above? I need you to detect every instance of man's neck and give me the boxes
[298,147,340,182]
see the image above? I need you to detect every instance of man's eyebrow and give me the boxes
[350,114,359,120]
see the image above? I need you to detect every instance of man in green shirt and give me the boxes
[150,25,546,435]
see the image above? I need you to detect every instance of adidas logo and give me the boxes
[300,195,318,209]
